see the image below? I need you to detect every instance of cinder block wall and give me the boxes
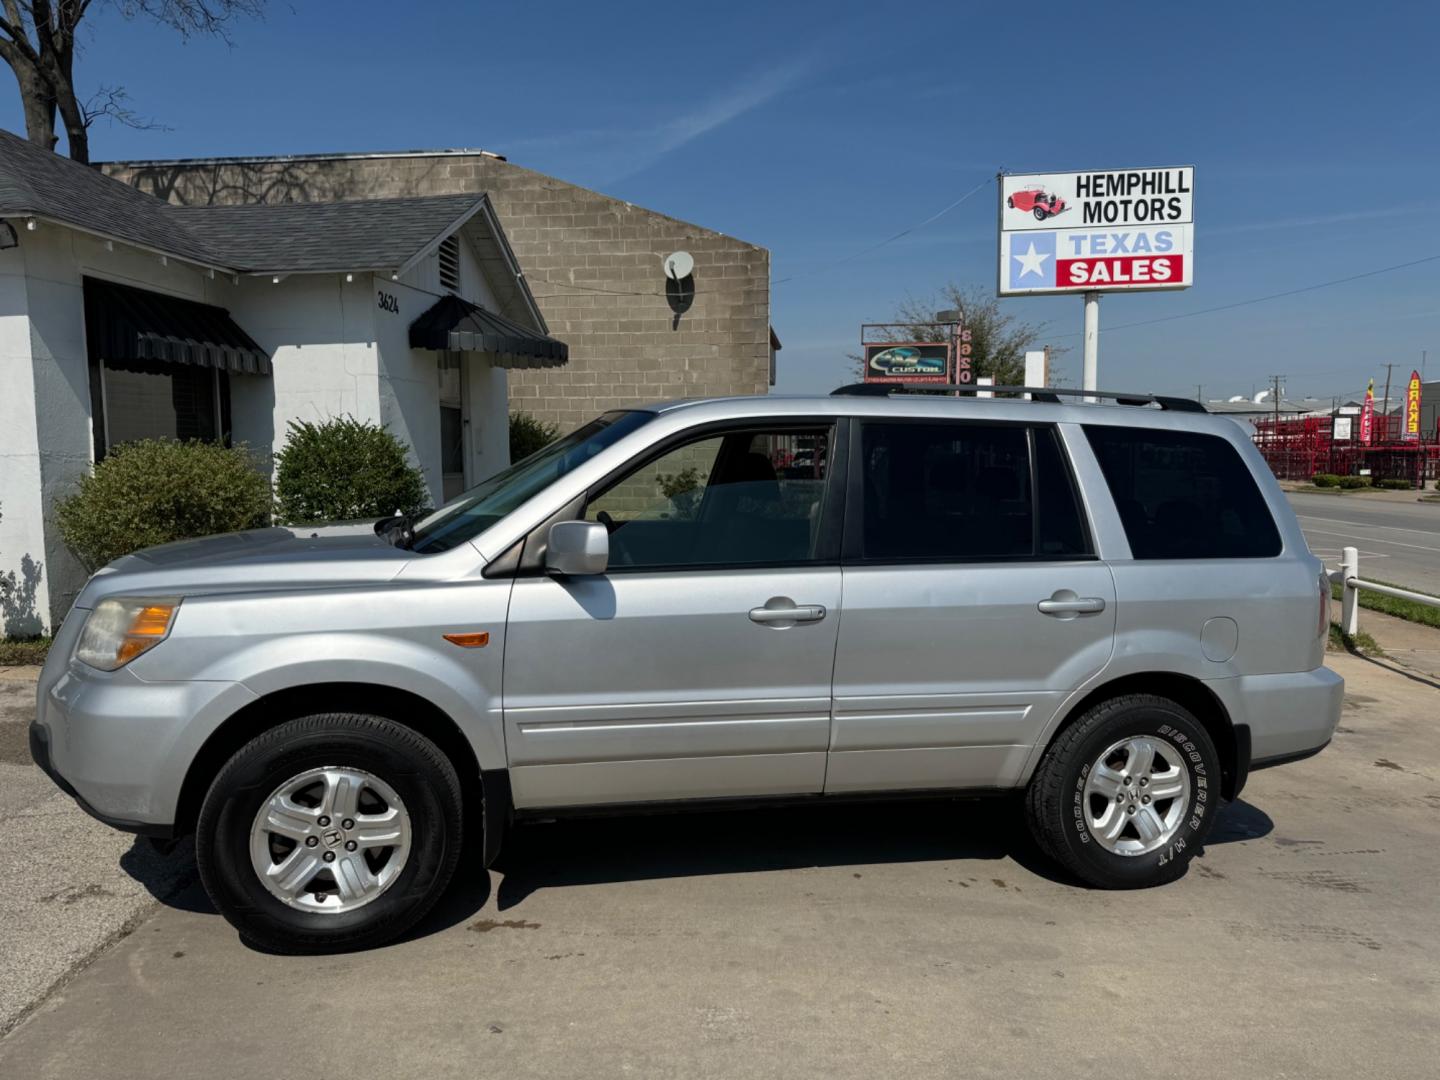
[101,153,772,433]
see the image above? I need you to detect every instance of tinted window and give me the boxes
[859,422,1033,561]
[1083,425,1281,559]
[586,427,833,570]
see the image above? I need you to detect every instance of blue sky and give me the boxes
[5,0,1437,402]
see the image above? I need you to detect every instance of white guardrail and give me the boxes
[1329,545,1440,635]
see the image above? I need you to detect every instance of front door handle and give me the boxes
[749,601,827,625]
[1037,594,1106,617]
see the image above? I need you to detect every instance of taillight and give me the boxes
[1318,572,1331,639]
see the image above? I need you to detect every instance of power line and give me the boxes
[772,174,995,286]
[1052,253,1440,339]
[528,172,998,297]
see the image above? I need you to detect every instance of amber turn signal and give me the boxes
[443,632,490,648]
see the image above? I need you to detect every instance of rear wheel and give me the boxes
[196,713,463,953]
[1025,694,1220,888]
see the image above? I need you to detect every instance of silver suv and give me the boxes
[31,387,1342,952]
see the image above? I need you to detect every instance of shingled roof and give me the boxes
[0,127,228,267]
[0,129,533,299]
[169,194,484,274]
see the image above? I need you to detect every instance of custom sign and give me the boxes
[1332,415,1353,441]
[1359,380,1375,445]
[864,343,950,383]
[999,167,1194,295]
[1403,370,1423,441]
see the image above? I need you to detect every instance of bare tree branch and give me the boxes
[83,83,170,130]
[2,0,266,160]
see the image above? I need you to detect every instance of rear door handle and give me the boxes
[1037,596,1106,616]
[749,604,827,625]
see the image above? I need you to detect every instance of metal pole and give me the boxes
[1340,546,1359,636]
[1082,291,1100,402]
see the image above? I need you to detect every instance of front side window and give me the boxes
[585,426,834,570]
[1083,424,1281,559]
[408,410,654,553]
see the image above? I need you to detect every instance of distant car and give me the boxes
[1009,188,1066,221]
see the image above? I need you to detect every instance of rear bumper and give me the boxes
[1207,665,1344,782]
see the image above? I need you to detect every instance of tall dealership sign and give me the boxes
[998,166,1194,393]
[1403,370,1423,441]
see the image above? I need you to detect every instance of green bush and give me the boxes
[1337,475,1371,489]
[274,417,428,525]
[510,411,560,463]
[56,440,271,571]
[1311,473,1342,488]
[1374,478,1414,490]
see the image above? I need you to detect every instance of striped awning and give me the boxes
[83,276,270,375]
[409,294,568,369]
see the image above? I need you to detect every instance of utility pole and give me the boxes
[1195,384,1203,402]
[1381,362,1394,435]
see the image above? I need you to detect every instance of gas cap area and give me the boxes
[1201,617,1239,663]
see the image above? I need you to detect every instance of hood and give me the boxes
[73,523,412,609]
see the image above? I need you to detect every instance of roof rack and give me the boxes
[829,383,1207,413]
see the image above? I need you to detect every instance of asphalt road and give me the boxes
[1288,492,1440,595]
[2,649,1438,1080]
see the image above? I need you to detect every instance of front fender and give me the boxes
[128,580,511,770]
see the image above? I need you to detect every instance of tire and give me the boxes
[1007,196,1015,209]
[1033,205,1048,221]
[1025,694,1221,888]
[196,713,463,953]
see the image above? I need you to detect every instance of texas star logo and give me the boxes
[1008,231,1056,289]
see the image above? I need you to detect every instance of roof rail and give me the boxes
[829,383,1207,413]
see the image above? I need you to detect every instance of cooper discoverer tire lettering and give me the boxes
[1025,694,1221,888]
[196,713,463,954]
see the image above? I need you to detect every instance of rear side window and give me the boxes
[855,421,1092,562]
[1083,425,1281,559]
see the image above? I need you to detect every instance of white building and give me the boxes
[0,129,566,634]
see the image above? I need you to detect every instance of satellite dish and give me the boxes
[664,251,694,280]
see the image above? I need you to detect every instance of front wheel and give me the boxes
[1025,694,1220,888]
[1033,205,1048,221]
[196,713,463,953]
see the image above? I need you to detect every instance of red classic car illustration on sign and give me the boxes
[1008,188,1067,221]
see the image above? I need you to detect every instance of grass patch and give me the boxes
[1331,578,1440,630]
[1329,623,1382,655]
[0,636,52,666]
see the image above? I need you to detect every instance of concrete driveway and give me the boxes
[2,649,1438,1079]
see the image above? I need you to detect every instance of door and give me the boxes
[438,352,466,502]
[827,419,1115,793]
[503,421,845,809]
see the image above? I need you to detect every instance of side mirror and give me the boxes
[545,520,609,577]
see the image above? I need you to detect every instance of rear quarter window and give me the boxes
[1083,425,1282,559]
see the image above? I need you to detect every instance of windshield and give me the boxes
[407,410,654,554]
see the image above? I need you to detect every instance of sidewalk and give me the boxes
[1280,480,1439,504]
[1332,599,1440,679]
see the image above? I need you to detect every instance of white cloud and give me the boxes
[500,56,818,183]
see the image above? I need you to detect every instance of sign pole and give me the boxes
[1082,291,1100,401]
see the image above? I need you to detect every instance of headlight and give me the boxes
[75,597,182,671]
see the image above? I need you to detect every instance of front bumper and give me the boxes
[31,659,257,835]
